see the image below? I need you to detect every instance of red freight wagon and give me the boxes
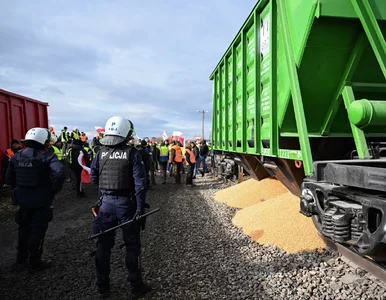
[0,88,49,152]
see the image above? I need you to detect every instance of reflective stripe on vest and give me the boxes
[51,145,64,160]
[185,149,196,165]
[68,148,73,163]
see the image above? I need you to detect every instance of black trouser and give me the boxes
[72,167,82,194]
[92,196,142,288]
[186,164,194,185]
[15,207,53,265]
[61,159,70,181]
[145,166,150,189]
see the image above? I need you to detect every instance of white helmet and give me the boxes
[22,128,51,146]
[100,116,135,146]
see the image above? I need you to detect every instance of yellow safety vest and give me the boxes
[51,145,64,161]
[73,132,79,140]
[61,130,68,142]
[160,146,169,162]
[84,146,94,162]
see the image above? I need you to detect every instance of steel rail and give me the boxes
[321,235,386,285]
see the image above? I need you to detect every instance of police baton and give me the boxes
[88,208,160,240]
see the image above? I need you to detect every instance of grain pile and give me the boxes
[213,178,287,208]
[232,192,325,253]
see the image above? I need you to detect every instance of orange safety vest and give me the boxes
[185,149,196,165]
[80,135,87,142]
[6,148,14,160]
[169,145,182,163]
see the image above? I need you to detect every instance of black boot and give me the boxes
[16,249,28,269]
[131,281,152,299]
[14,257,28,270]
[27,260,52,274]
[97,284,110,297]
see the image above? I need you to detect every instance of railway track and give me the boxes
[322,235,386,287]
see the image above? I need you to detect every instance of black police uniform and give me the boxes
[5,145,65,271]
[90,141,150,296]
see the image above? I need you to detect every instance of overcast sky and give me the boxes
[0,0,256,140]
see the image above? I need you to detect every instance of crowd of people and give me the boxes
[0,117,211,298]
[1,126,211,194]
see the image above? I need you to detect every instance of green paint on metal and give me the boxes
[232,46,237,152]
[209,0,269,80]
[277,0,313,175]
[277,0,317,128]
[348,99,386,127]
[320,32,368,136]
[210,0,386,167]
[342,86,371,159]
[242,29,247,153]
[269,0,278,156]
[352,82,386,93]
[259,6,271,145]
[224,57,229,151]
[351,0,386,79]
[254,10,261,154]
[320,0,386,19]
[235,40,243,152]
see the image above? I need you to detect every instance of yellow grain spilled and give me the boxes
[232,192,325,253]
[213,178,288,208]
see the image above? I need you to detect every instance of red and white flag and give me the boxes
[94,126,105,135]
[172,131,183,137]
[78,151,91,184]
[162,130,168,141]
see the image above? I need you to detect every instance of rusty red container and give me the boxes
[0,88,49,151]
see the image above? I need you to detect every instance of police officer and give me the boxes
[5,128,65,273]
[90,116,151,298]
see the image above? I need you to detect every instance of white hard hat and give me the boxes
[100,116,135,146]
[22,128,51,146]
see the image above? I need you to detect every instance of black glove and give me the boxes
[136,210,146,231]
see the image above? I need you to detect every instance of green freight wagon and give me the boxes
[210,0,386,258]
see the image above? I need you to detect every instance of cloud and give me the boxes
[0,0,257,139]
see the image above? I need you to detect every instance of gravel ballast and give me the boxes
[0,172,385,299]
